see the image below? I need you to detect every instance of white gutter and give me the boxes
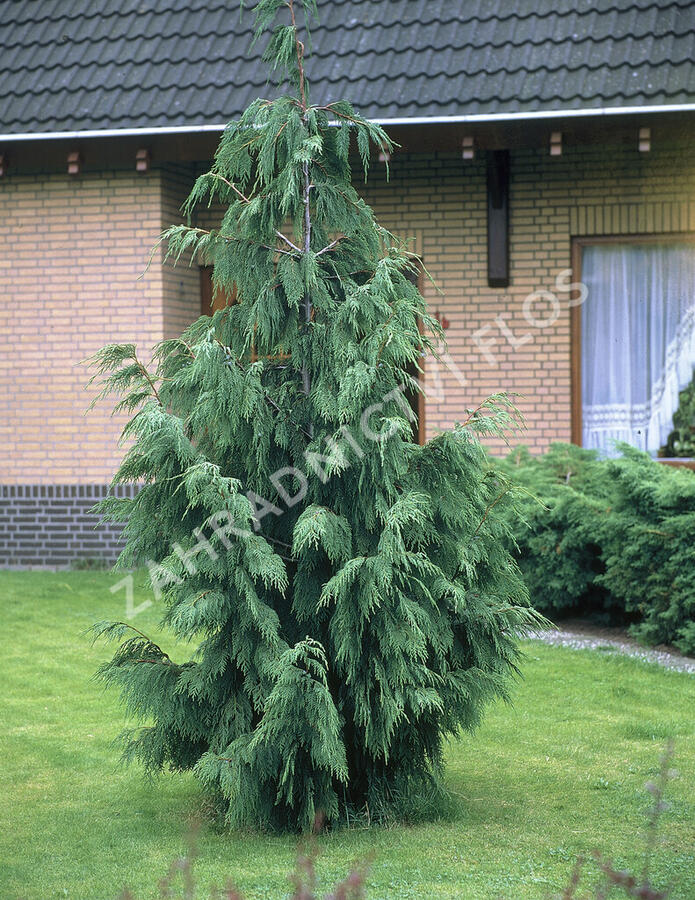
[375,103,695,125]
[0,123,229,141]
[1,103,695,142]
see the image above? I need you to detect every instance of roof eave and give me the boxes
[2,103,695,142]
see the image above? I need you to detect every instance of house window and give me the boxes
[572,237,695,454]
[200,265,236,314]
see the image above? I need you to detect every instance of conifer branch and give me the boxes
[312,159,364,210]
[460,399,488,428]
[173,338,196,359]
[265,391,313,442]
[209,172,300,254]
[471,488,511,538]
[133,657,175,665]
[315,236,344,257]
[135,360,162,406]
[98,621,174,665]
[180,223,296,258]
[209,172,250,204]
[275,230,302,254]
[287,0,307,109]
[231,356,313,441]
[375,308,398,364]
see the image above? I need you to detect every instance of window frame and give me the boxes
[403,262,427,446]
[570,232,695,446]
[200,265,237,314]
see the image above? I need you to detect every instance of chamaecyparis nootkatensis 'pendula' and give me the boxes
[89,0,543,831]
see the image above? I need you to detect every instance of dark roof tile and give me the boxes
[1,0,694,135]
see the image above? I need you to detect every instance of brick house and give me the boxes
[2,0,695,567]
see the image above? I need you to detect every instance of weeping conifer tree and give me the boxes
[90,0,543,831]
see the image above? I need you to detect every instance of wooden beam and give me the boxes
[403,262,427,445]
[200,265,237,315]
[67,151,81,175]
[487,150,510,288]
[135,148,150,172]
[658,458,695,470]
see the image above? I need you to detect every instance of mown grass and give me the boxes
[1,570,694,899]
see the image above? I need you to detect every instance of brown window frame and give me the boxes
[200,265,237,314]
[570,232,695,446]
[403,263,427,446]
[200,265,290,363]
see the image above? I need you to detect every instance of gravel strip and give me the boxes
[528,628,695,674]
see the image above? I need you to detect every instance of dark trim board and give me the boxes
[486,150,510,288]
[0,484,137,569]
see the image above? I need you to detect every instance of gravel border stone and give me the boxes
[528,623,695,674]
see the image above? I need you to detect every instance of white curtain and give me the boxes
[581,242,695,455]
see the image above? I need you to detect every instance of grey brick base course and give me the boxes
[0,485,138,569]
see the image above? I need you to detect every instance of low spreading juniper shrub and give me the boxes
[499,443,695,654]
[498,444,617,619]
[598,446,695,653]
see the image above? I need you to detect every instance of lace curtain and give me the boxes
[581,242,695,454]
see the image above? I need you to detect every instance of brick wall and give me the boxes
[0,167,171,566]
[0,168,165,484]
[161,164,202,338]
[0,483,138,568]
[2,136,695,565]
[161,136,695,453]
[360,136,695,452]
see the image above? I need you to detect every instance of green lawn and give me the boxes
[2,571,694,900]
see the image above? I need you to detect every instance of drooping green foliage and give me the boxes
[89,0,542,831]
[662,369,695,458]
[499,443,695,654]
